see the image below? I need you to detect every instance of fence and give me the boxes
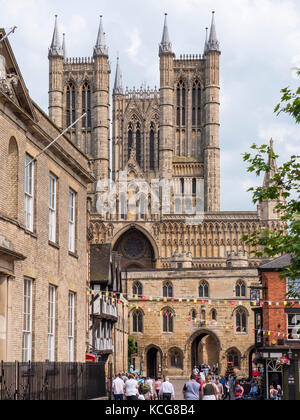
[0,361,106,400]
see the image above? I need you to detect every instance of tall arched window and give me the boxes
[163,282,173,298]
[157,130,160,170]
[133,282,143,297]
[140,194,147,220]
[163,308,174,333]
[236,309,247,333]
[192,80,201,127]
[82,82,91,129]
[236,280,246,298]
[66,82,76,127]
[136,123,141,167]
[128,124,133,160]
[149,123,155,171]
[199,281,209,298]
[176,80,186,127]
[133,310,143,333]
[7,137,19,219]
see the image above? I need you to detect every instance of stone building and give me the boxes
[0,28,94,363]
[48,13,283,377]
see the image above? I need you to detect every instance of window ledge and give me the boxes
[49,241,60,250]
[24,230,38,239]
[69,251,79,259]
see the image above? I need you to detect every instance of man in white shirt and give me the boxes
[125,374,139,400]
[112,374,125,401]
[158,377,175,400]
[145,377,154,400]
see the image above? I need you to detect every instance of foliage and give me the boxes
[128,337,137,367]
[243,69,300,298]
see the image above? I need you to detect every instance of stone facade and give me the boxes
[48,13,282,377]
[0,29,93,363]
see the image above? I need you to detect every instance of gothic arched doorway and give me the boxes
[189,330,220,372]
[113,227,157,270]
[146,346,162,379]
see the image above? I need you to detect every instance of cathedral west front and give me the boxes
[48,12,282,378]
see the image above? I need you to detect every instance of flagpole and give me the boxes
[25,113,87,168]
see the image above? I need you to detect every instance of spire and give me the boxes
[94,15,108,57]
[204,27,209,54]
[113,56,123,95]
[207,11,220,52]
[159,13,172,54]
[49,15,64,57]
[263,138,279,188]
[62,33,67,58]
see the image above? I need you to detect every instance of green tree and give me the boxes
[128,337,137,370]
[243,69,300,298]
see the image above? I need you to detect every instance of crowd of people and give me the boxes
[111,364,281,401]
[111,372,175,401]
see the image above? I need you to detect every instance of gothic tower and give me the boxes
[203,11,221,212]
[48,15,64,129]
[48,15,111,195]
[159,13,174,181]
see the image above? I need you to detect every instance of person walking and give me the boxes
[145,377,154,400]
[200,376,219,400]
[158,377,175,400]
[154,377,162,400]
[215,378,224,400]
[269,385,278,400]
[112,373,125,401]
[276,385,283,401]
[234,381,244,400]
[125,374,139,400]
[183,374,201,400]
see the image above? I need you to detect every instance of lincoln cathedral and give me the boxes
[49,12,281,377]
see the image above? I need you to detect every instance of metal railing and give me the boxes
[0,361,106,400]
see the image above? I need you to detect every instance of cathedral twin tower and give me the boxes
[48,12,221,214]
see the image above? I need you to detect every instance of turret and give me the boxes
[204,11,221,212]
[48,15,64,128]
[112,57,123,183]
[93,15,110,184]
[159,13,174,181]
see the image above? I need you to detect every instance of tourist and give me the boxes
[248,381,258,400]
[182,374,201,400]
[145,377,154,400]
[112,373,125,401]
[215,378,224,400]
[276,385,283,400]
[158,377,175,400]
[200,375,219,400]
[125,374,139,400]
[193,366,200,376]
[154,377,162,400]
[234,381,244,400]
[121,372,128,383]
[269,385,278,400]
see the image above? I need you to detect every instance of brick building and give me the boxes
[0,29,94,363]
[254,255,300,400]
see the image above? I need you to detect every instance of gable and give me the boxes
[0,29,36,120]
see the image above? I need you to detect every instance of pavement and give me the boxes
[172,379,187,401]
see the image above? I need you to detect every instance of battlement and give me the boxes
[64,57,94,64]
[124,86,159,100]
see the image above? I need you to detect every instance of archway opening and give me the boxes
[146,347,162,379]
[113,227,156,270]
[191,332,220,372]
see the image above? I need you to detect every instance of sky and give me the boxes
[1,0,300,212]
